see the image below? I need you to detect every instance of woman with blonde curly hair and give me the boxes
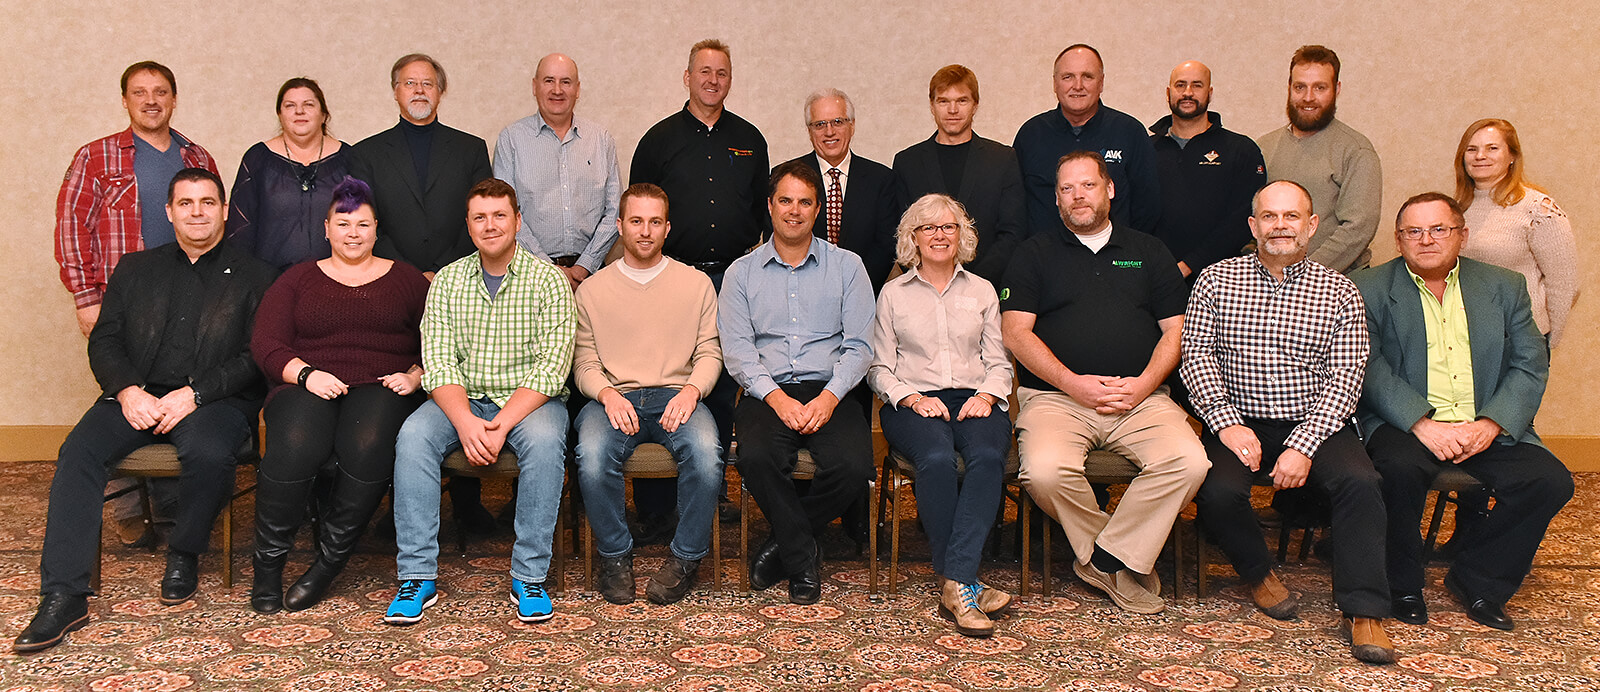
[868,193,1014,638]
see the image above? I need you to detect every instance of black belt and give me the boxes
[550,255,580,268]
[691,260,731,275]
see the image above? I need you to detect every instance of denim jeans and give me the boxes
[575,388,723,561]
[393,397,568,584]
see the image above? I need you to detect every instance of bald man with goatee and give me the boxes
[1147,61,1266,280]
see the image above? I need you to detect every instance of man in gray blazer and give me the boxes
[1354,192,1572,632]
[892,65,1024,286]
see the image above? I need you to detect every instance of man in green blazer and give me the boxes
[1353,192,1572,632]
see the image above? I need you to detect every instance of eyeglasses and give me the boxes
[1398,225,1461,241]
[915,223,961,236]
[399,79,439,91]
[807,117,854,132]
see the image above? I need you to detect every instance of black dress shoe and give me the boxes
[749,538,785,591]
[160,551,200,605]
[12,594,89,653]
[1445,573,1512,631]
[1391,593,1428,625]
[788,553,822,605]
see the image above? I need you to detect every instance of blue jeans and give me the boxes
[878,389,1011,583]
[575,389,723,561]
[393,397,568,583]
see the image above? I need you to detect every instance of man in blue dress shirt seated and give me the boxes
[718,161,875,605]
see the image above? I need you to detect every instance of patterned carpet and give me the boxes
[0,460,1597,691]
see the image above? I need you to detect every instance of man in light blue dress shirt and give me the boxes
[493,53,622,290]
[719,161,875,605]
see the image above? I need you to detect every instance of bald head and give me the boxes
[1167,60,1212,121]
[533,53,580,123]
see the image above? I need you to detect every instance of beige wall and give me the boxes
[1,1,1594,435]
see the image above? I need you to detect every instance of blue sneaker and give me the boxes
[384,579,438,625]
[511,578,553,622]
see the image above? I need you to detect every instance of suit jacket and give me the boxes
[891,135,1024,286]
[88,239,276,410]
[1353,256,1548,446]
[782,152,900,292]
[348,121,493,273]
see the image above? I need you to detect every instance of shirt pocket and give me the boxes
[102,173,137,211]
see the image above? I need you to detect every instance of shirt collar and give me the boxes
[1049,102,1104,131]
[117,127,190,150]
[904,263,969,289]
[1406,260,1461,291]
[816,151,852,178]
[1249,253,1310,282]
[534,112,581,142]
[757,236,823,269]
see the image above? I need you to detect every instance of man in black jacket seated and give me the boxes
[14,168,276,654]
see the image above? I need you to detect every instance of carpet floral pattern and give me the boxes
[0,461,1596,691]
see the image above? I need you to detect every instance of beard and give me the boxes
[1169,96,1208,121]
[1287,99,1336,132]
[406,99,435,122]
[1060,204,1109,235]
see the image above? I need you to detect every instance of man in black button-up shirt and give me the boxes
[1000,151,1206,615]
[631,39,770,278]
[15,169,275,654]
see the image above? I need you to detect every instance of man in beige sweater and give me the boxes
[573,183,724,605]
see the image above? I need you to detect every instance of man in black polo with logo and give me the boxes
[1148,60,1267,281]
[1000,151,1207,614]
[629,37,769,531]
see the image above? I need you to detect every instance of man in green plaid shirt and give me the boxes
[386,179,576,626]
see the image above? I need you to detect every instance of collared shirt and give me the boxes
[868,265,1012,409]
[1409,263,1475,422]
[718,236,874,401]
[816,151,852,199]
[630,105,770,264]
[1147,112,1267,274]
[1000,223,1186,389]
[420,247,575,404]
[493,113,622,273]
[1013,102,1162,235]
[1181,254,1369,457]
[55,128,218,308]
[146,242,223,392]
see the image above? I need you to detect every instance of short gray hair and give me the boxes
[391,53,447,92]
[803,88,855,125]
[894,194,978,268]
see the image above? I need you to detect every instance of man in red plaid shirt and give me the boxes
[54,61,218,337]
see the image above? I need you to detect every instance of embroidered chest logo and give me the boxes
[1102,149,1124,163]
[1111,260,1143,269]
[728,148,755,157]
[1200,150,1222,165]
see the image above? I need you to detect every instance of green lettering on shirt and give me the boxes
[1111,260,1143,269]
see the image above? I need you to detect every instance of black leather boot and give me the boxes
[250,472,314,614]
[284,471,390,611]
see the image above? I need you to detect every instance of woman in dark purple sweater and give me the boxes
[249,178,430,613]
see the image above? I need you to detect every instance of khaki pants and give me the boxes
[1015,386,1209,574]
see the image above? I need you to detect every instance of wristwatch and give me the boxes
[193,389,203,407]
[297,365,316,387]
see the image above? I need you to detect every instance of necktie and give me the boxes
[826,168,842,245]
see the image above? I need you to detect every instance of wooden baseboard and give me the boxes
[4,425,1599,471]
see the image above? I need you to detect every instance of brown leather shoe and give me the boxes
[937,579,994,638]
[1249,572,1299,620]
[975,582,1013,616]
[1340,617,1396,665]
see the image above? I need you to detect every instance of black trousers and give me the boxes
[1193,420,1390,618]
[1366,424,1573,605]
[734,382,873,569]
[42,399,252,595]
[262,385,422,485]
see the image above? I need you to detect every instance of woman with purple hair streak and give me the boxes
[247,177,432,613]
